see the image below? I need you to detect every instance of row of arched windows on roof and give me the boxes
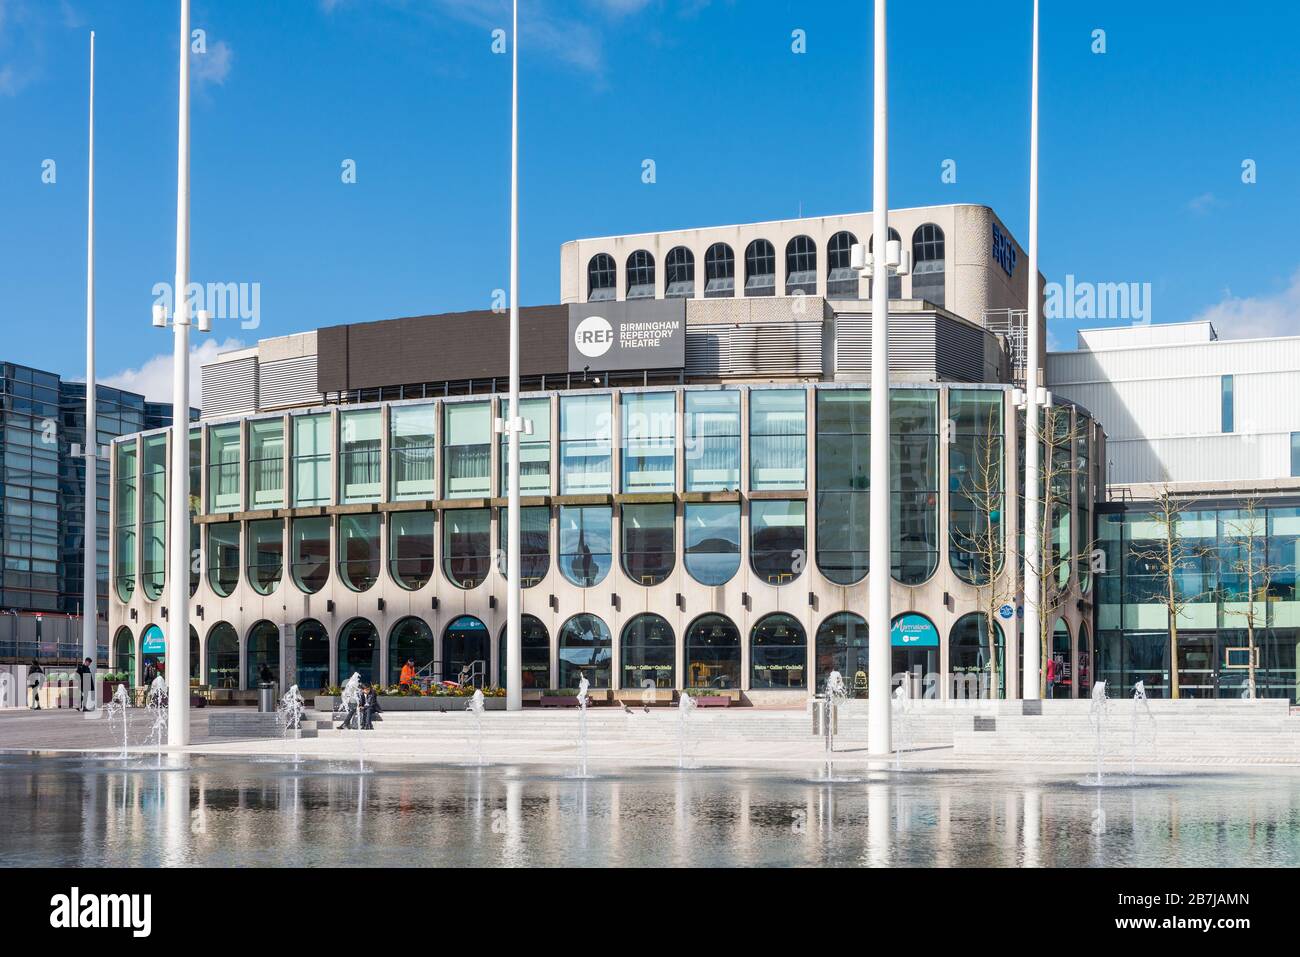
[587,225,947,304]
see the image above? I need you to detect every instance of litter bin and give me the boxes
[257,682,277,713]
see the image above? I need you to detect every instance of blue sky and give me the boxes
[1,0,1297,402]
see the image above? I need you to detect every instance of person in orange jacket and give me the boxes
[399,658,416,687]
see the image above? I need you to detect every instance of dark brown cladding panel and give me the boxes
[317,305,570,393]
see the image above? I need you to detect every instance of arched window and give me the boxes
[750,500,806,584]
[826,230,860,299]
[891,613,940,698]
[815,390,869,584]
[388,617,434,685]
[498,616,551,689]
[1050,618,1071,699]
[140,624,165,682]
[665,246,695,299]
[113,441,137,603]
[892,390,940,585]
[559,505,612,587]
[497,505,550,586]
[868,228,902,298]
[443,615,490,685]
[1077,420,1093,594]
[911,223,945,307]
[113,626,134,681]
[290,516,330,594]
[338,514,381,592]
[189,626,200,682]
[744,239,776,296]
[621,503,675,586]
[626,250,656,299]
[558,614,612,688]
[949,389,1004,585]
[684,614,740,689]
[247,520,284,596]
[785,236,817,296]
[337,618,380,685]
[684,503,740,586]
[246,620,280,689]
[703,243,735,298]
[1076,623,1093,698]
[390,511,435,591]
[207,523,240,597]
[443,508,491,589]
[206,623,239,690]
[815,612,867,695]
[949,613,1005,700]
[587,253,616,302]
[620,614,675,689]
[295,619,330,691]
[751,613,806,689]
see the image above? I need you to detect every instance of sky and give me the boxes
[1,0,1298,405]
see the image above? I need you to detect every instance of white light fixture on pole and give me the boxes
[1022,0,1043,700]
[82,30,98,712]
[503,0,523,712]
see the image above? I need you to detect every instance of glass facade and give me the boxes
[499,397,551,495]
[558,613,612,688]
[621,393,675,493]
[497,505,550,585]
[620,613,675,689]
[621,503,675,586]
[685,614,740,689]
[685,391,739,492]
[390,404,437,501]
[443,508,490,589]
[949,389,1004,585]
[390,511,436,591]
[113,442,137,603]
[443,615,490,684]
[337,515,381,592]
[339,410,382,504]
[559,395,612,494]
[290,517,330,594]
[208,423,241,513]
[207,622,239,689]
[292,414,331,507]
[497,616,550,689]
[684,503,740,586]
[892,390,939,585]
[246,620,280,688]
[750,390,806,491]
[444,402,491,499]
[816,390,869,584]
[140,434,167,601]
[559,505,612,587]
[389,617,434,684]
[750,613,806,689]
[248,418,285,509]
[207,523,240,598]
[815,612,868,695]
[750,500,805,584]
[247,519,283,595]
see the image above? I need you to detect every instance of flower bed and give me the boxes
[316,684,508,713]
[682,687,739,707]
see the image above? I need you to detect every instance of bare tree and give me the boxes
[1220,498,1277,699]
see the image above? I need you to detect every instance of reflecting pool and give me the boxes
[1,754,1298,867]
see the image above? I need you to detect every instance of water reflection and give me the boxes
[2,755,1299,867]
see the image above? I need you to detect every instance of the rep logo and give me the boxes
[574,315,614,358]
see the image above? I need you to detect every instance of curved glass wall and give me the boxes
[443,615,490,684]
[751,613,806,689]
[685,614,740,689]
[559,395,612,494]
[337,514,381,592]
[113,441,137,603]
[497,505,550,586]
[500,397,552,495]
[388,617,434,684]
[621,503,675,586]
[949,613,1005,700]
[208,422,241,514]
[140,434,167,601]
[206,623,240,689]
[247,520,283,596]
[558,614,612,688]
[290,517,330,594]
[389,511,436,591]
[443,508,491,589]
[389,403,437,501]
[750,390,806,491]
[621,392,675,493]
[1050,618,1071,698]
[245,620,280,688]
[620,614,675,689]
[1076,623,1093,697]
[558,505,612,587]
[444,402,491,499]
[497,615,551,689]
[295,619,330,690]
[1045,406,1074,591]
[815,612,867,695]
[684,390,739,492]
[892,390,939,585]
[339,409,382,504]
[684,503,740,586]
[1077,419,1092,593]
[190,429,201,596]
[949,389,1004,585]
[750,500,806,584]
[815,390,869,584]
[207,523,240,598]
[248,418,285,509]
[292,414,332,507]
[337,618,379,685]
[113,626,134,679]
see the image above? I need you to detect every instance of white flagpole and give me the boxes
[1022,0,1043,700]
[505,0,522,711]
[167,0,193,744]
[867,0,892,755]
[82,30,98,710]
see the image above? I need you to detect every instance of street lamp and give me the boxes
[1023,0,1043,701]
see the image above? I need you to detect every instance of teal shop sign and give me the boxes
[891,614,938,648]
[447,616,487,632]
[141,625,166,655]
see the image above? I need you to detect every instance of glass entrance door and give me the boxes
[1176,631,1218,698]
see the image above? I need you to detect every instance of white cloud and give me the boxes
[102,338,245,410]
[1187,192,1220,215]
[193,39,233,87]
[1191,269,1300,340]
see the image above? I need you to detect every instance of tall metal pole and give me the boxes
[82,30,98,709]
[167,0,193,744]
[1022,0,1043,700]
[866,0,892,755]
[504,0,522,712]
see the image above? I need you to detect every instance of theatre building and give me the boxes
[106,205,1106,703]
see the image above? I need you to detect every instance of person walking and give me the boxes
[399,658,416,687]
[28,658,44,710]
[75,657,95,712]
